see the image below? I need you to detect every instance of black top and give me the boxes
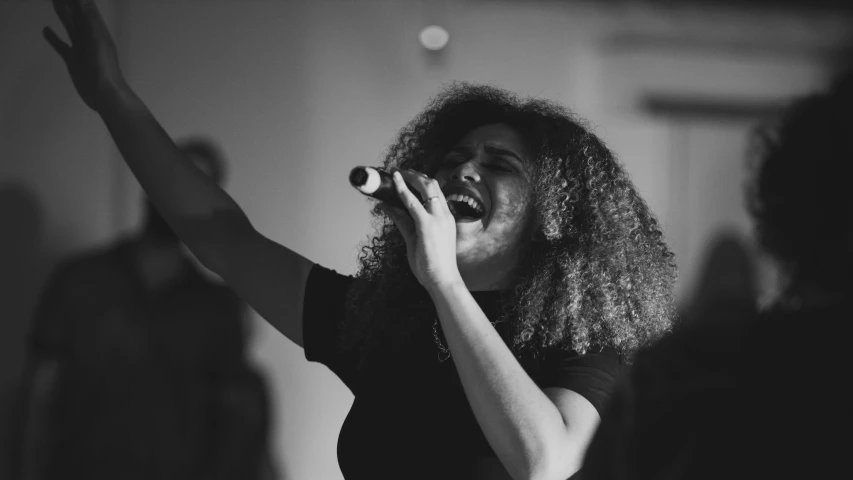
[303,263,622,479]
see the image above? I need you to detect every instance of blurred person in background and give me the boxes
[677,231,758,329]
[581,68,853,479]
[9,136,277,480]
[40,1,678,479]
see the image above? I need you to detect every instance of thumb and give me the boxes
[43,27,71,63]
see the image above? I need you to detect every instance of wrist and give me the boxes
[95,79,136,115]
[425,275,467,299]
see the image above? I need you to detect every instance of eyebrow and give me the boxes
[449,144,525,165]
[484,145,524,164]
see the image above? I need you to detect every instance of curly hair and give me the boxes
[746,72,853,300]
[342,82,678,368]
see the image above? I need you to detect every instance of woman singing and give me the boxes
[43,1,677,479]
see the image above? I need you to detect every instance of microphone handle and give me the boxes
[350,167,424,207]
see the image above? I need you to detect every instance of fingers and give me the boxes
[378,202,415,245]
[391,170,430,224]
[43,27,71,62]
[77,0,111,36]
[51,0,76,41]
[52,0,106,40]
[396,168,438,196]
[47,0,117,63]
[393,169,448,216]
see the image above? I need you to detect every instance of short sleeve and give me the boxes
[302,263,361,392]
[537,346,622,416]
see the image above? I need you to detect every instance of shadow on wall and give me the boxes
[0,181,49,477]
[679,230,759,327]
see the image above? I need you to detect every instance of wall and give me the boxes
[582,3,849,302]
[0,1,122,475]
[2,1,848,479]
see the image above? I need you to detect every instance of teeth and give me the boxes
[446,193,484,214]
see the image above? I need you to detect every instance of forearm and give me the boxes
[428,281,574,480]
[97,84,253,270]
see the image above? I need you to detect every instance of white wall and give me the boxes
[2,1,848,479]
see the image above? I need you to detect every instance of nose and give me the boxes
[452,159,481,183]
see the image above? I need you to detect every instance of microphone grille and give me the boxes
[349,167,369,187]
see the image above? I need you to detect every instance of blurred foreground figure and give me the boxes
[10,139,276,480]
[677,232,758,328]
[582,71,852,479]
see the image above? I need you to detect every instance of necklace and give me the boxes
[431,317,502,363]
[432,318,452,362]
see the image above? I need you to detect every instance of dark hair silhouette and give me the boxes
[746,70,853,300]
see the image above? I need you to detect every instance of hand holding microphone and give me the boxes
[350,166,460,290]
[349,166,425,207]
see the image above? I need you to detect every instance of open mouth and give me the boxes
[446,193,485,222]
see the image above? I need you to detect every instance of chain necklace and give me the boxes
[431,317,502,363]
[431,318,452,362]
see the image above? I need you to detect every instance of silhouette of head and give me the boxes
[746,69,853,302]
[142,137,227,245]
[684,231,757,323]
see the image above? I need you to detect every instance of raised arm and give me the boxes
[43,0,312,345]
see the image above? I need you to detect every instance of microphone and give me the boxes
[349,166,424,207]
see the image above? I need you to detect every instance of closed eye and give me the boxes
[441,155,466,168]
[440,152,518,174]
[486,162,513,172]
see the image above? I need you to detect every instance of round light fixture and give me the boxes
[419,25,449,51]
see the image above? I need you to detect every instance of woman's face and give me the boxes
[432,122,538,290]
